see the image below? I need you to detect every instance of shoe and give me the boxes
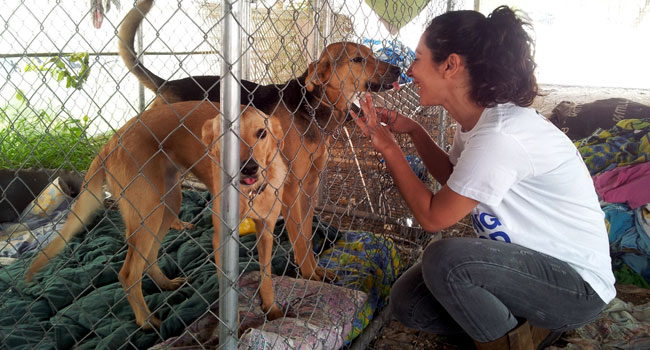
[533,327,563,350]
[473,320,534,350]
[473,320,563,350]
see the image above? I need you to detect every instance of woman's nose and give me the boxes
[406,65,413,77]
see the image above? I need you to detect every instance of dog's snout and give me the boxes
[389,65,401,77]
[241,158,259,176]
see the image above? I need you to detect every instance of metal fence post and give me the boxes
[219,0,243,348]
[241,0,251,81]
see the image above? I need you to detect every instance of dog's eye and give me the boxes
[255,129,267,139]
[351,57,365,63]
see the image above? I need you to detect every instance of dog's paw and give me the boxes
[139,316,162,331]
[263,303,285,321]
[320,266,338,282]
[165,277,187,290]
[304,266,338,282]
[170,220,194,230]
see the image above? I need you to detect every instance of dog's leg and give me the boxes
[210,197,223,278]
[281,174,336,282]
[170,218,194,230]
[253,217,284,320]
[298,170,337,282]
[147,182,187,291]
[119,204,167,330]
[117,168,177,330]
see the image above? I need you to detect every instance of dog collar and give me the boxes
[247,183,268,199]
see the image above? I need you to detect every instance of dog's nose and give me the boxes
[389,65,401,78]
[240,158,259,176]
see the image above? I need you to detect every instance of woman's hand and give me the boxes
[351,93,398,154]
[351,93,420,154]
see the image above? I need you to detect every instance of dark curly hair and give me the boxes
[424,6,539,107]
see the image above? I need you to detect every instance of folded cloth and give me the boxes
[0,177,73,258]
[577,119,650,175]
[593,162,650,209]
[147,230,403,349]
[148,272,368,350]
[604,203,650,284]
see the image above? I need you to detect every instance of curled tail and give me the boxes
[25,156,106,282]
[117,0,164,93]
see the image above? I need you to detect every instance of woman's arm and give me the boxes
[407,122,454,185]
[353,93,477,232]
[381,142,477,232]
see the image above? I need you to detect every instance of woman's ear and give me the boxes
[444,53,463,77]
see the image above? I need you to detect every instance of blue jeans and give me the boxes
[390,237,607,342]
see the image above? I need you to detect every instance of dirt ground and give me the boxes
[370,283,650,350]
[369,84,650,350]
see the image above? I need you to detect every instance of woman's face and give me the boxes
[407,34,446,106]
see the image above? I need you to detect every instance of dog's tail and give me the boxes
[25,155,106,282]
[117,0,164,93]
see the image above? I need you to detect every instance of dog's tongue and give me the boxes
[392,81,401,90]
[243,177,257,185]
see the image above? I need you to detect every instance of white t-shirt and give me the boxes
[447,103,616,304]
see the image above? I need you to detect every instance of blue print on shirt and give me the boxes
[471,212,511,243]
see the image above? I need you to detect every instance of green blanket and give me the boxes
[0,191,338,350]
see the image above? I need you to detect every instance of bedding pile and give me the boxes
[575,117,650,284]
[0,189,402,349]
[547,99,650,349]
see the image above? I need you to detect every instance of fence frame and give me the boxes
[219,0,244,348]
[0,0,453,348]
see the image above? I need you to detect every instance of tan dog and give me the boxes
[26,101,287,329]
[118,0,402,282]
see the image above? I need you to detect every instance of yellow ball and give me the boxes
[239,218,256,236]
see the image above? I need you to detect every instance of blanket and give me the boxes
[0,191,339,350]
[1,177,73,259]
[146,231,403,349]
[149,272,367,350]
[0,190,403,349]
[549,98,650,141]
[577,119,650,175]
[604,203,650,285]
[549,297,650,350]
[593,162,650,209]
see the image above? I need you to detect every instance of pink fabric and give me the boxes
[593,162,650,209]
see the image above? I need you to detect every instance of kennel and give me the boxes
[0,0,462,349]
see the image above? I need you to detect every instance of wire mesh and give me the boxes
[1,0,464,349]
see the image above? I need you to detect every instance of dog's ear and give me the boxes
[269,118,285,151]
[305,58,331,92]
[201,118,217,149]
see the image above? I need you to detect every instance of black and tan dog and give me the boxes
[26,101,288,329]
[118,0,401,283]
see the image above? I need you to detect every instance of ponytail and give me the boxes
[424,6,539,107]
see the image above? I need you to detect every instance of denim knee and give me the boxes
[389,264,421,326]
[421,238,471,287]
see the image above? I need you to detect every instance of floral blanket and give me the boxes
[550,296,650,350]
[577,118,650,175]
[150,272,367,350]
[147,230,404,349]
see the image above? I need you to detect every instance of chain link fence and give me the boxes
[0,0,463,349]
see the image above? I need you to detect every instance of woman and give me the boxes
[352,6,615,350]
